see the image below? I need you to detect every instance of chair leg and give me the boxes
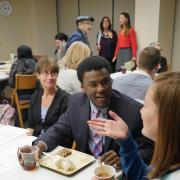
[17,107,24,128]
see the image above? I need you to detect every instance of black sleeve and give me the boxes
[28,93,36,129]
[33,98,73,151]
[112,30,118,52]
[8,63,17,88]
[131,104,154,165]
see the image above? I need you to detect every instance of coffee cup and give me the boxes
[121,66,126,74]
[19,146,39,171]
[94,165,116,180]
[10,53,15,63]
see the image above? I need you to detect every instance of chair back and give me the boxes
[11,74,37,128]
[15,74,37,90]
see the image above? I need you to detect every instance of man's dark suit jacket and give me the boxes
[35,90,153,164]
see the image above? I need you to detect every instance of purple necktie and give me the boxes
[92,109,103,157]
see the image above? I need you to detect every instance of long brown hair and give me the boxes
[120,12,131,36]
[148,72,180,178]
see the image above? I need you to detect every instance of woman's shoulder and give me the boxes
[129,27,136,33]
[31,90,42,99]
[56,87,70,97]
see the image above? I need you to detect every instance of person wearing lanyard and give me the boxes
[96,16,117,72]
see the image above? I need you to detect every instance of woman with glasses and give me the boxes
[27,57,69,137]
[96,16,117,72]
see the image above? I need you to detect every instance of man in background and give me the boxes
[65,16,94,51]
[54,32,68,61]
[149,42,168,73]
[113,46,161,100]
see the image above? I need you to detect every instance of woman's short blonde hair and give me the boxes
[59,41,91,69]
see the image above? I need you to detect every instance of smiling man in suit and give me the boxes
[18,56,153,174]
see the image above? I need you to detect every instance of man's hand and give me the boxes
[88,111,129,140]
[100,150,120,170]
[96,45,101,51]
[131,57,136,61]
[112,57,116,63]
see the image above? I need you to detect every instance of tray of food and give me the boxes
[39,146,95,175]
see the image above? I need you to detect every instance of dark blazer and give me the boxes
[35,90,153,164]
[28,88,69,137]
[65,29,90,51]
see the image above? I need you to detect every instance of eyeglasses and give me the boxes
[82,21,93,26]
[40,70,58,78]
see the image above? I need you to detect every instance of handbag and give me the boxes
[0,100,15,126]
[124,61,136,71]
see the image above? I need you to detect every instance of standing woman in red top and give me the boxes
[112,12,137,72]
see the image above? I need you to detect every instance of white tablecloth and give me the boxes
[0,125,121,180]
[0,73,9,82]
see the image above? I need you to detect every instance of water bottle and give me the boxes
[10,52,15,63]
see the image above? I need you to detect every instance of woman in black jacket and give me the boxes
[28,57,69,137]
[96,16,117,72]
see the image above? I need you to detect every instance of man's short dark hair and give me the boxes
[54,33,68,42]
[77,56,111,83]
[138,47,161,71]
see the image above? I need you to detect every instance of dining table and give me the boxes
[0,125,122,180]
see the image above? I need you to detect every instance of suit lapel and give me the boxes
[44,90,58,124]
[36,92,42,124]
[79,94,91,152]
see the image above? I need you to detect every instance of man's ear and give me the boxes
[155,63,160,72]
[81,83,85,92]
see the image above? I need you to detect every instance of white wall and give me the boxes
[158,0,176,65]
[172,0,180,71]
[0,0,57,61]
[135,0,160,54]
[114,0,135,32]
[57,0,78,36]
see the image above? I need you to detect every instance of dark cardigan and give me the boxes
[28,87,69,137]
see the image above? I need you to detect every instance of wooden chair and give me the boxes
[11,74,37,128]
